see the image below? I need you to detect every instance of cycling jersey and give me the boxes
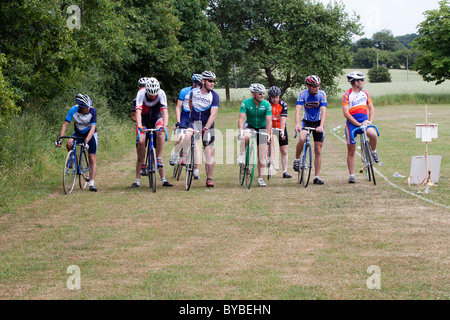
[135,88,168,118]
[189,87,220,125]
[178,86,193,113]
[342,88,372,122]
[65,106,97,135]
[269,99,288,129]
[296,89,327,122]
[240,98,272,129]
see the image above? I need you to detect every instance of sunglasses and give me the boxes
[310,85,320,88]
[206,79,215,83]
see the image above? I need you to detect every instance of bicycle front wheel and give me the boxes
[79,149,90,189]
[365,142,376,185]
[185,145,194,191]
[361,141,371,182]
[63,150,77,194]
[245,141,256,189]
[267,142,272,181]
[148,147,157,192]
[301,143,312,188]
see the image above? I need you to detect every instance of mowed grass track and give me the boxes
[0,104,448,299]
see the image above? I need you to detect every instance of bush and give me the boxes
[368,66,392,83]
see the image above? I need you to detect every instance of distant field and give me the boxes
[215,69,450,101]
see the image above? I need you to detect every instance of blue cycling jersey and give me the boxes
[189,87,220,124]
[178,86,193,113]
[65,106,97,135]
[296,89,327,122]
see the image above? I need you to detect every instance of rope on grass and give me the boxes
[330,128,449,210]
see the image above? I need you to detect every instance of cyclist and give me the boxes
[131,77,148,123]
[342,71,379,184]
[267,86,291,179]
[170,74,203,166]
[237,83,272,187]
[130,77,173,188]
[186,70,220,187]
[293,75,327,185]
[55,94,98,192]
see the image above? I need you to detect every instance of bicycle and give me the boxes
[172,128,185,182]
[266,128,284,180]
[178,126,201,191]
[294,127,315,188]
[238,129,270,189]
[139,126,166,192]
[351,124,380,185]
[58,136,90,195]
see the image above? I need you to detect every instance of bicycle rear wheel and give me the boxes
[185,145,194,191]
[148,147,157,192]
[301,143,312,188]
[79,148,90,189]
[63,150,77,194]
[245,140,256,189]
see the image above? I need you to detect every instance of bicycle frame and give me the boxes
[178,126,200,191]
[239,129,270,189]
[140,127,165,192]
[350,124,380,185]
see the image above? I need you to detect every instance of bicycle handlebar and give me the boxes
[350,124,380,142]
[293,127,316,139]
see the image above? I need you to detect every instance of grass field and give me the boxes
[215,69,450,102]
[0,103,448,300]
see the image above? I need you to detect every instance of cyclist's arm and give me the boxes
[238,112,246,132]
[175,99,183,124]
[266,115,272,140]
[280,116,287,132]
[85,124,96,145]
[162,108,169,128]
[295,105,302,131]
[135,108,143,128]
[367,102,374,123]
[342,105,361,126]
[59,121,70,139]
[204,107,218,129]
[317,106,326,133]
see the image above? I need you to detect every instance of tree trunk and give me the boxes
[225,83,230,101]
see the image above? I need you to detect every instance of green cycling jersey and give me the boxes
[240,98,272,129]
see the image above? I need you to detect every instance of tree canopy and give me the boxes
[412,0,450,84]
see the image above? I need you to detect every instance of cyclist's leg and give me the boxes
[344,121,359,175]
[312,128,324,177]
[87,132,98,187]
[136,123,147,180]
[366,127,378,151]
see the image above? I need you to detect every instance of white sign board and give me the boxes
[416,124,438,142]
[409,155,441,184]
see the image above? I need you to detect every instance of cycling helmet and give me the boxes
[249,83,266,94]
[138,77,148,87]
[75,93,92,108]
[347,71,365,82]
[268,86,281,97]
[192,73,202,85]
[305,75,321,86]
[201,71,216,80]
[146,77,160,95]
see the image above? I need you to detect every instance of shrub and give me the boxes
[368,66,392,83]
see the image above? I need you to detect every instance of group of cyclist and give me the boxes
[55,70,379,191]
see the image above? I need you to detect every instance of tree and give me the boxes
[372,29,403,51]
[396,33,419,49]
[412,0,450,84]
[356,37,375,49]
[209,0,361,98]
[351,48,377,68]
[368,66,391,83]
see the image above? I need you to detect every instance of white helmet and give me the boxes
[138,77,148,87]
[146,77,160,95]
[201,71,216,80]
[249,83,266,94]
[347,71,365,82]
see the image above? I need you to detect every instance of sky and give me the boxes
[317,0,442,39]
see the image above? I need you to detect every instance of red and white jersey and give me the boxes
[135,88,168,118]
